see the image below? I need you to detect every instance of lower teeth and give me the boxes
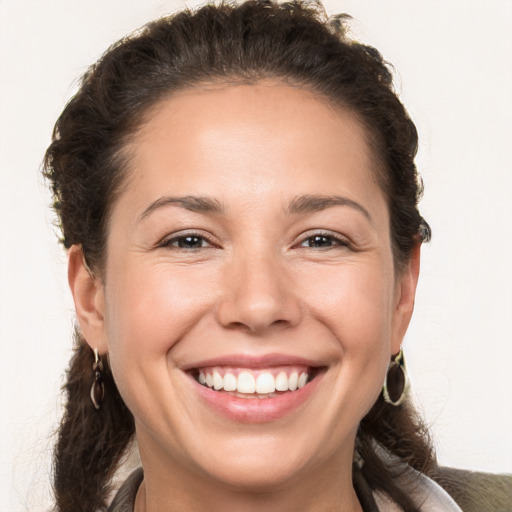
[199,382,309,398]
[201,387,288,399]
[227,390,282,399]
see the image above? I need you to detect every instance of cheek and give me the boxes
[103,261,217,383]
[305,259,396,346]
[102,262,219,433]
[303,258,395,403]
[107,259,209,336]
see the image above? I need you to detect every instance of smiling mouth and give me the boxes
[191,366,322,399]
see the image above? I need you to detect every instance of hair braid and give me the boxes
[53,331,134,512]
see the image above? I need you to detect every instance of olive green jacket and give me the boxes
[434,467,512,512]
[108,466,512,511]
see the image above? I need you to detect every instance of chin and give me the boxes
[203,454,312,493]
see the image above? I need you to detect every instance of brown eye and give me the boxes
[304,235,333,248]
[177,236,205,248]
[301,235,346,248]
[162,234,211,249]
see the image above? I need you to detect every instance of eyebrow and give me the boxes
[139,195,224,221]
[287,194,372,222]
[138,193,372,223]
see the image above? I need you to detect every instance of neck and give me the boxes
[136,478,363,512]
[134,444,363,512]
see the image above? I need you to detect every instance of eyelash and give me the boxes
[296,231,350,250]
[159,230,350,251]
[159,231,216,250]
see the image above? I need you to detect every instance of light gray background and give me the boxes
[1,1,511,510]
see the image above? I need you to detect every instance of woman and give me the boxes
[43,1,511,511]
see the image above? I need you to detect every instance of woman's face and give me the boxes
[75,82,418,492]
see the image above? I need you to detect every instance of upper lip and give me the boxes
[179,353,326,371]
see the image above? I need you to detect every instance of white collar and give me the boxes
[373,468,463,512]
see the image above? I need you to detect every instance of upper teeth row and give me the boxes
[198,370,309,394]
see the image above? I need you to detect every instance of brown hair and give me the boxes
[44,1,436,510]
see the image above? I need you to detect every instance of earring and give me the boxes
[382,348,409,406]
[353,436,364,469]
[90,348,104,410]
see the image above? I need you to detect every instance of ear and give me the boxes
[390,244,421,354]
[68,245,108,354]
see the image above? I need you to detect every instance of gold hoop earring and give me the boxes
[90,348,104,410]
[382,348,409,406]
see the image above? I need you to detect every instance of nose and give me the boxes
[216,250,303,335]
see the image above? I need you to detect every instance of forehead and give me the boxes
[119,82,386,222]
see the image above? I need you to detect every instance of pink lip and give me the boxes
[191,378,321,423]
[180,353,324,371]
[188,356,324,423]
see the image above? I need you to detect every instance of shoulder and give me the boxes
[435,466,512,512]
[373,462,512,512]
[372,467,463,512]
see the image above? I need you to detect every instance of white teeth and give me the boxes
[197,368,311,395]
[237,371,256,393]
[255,372,276,394]
[297,372,308,389]
[288,372,298,391]
[223,372,237,391]
[213,370,223,390]
[275,371,288,392]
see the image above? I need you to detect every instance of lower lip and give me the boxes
[189,373,323,423]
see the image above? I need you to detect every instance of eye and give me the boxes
[160,233,214,250]
[299,233,349,249]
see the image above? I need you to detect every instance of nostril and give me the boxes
[216,271,303,333]
[233,318,289,334]
[222,313,300,335]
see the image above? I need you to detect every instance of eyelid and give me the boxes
[293,229,351,249]
[156,229,350,250]
[158,230,219,249]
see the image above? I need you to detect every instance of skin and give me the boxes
[69,82,420,512]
